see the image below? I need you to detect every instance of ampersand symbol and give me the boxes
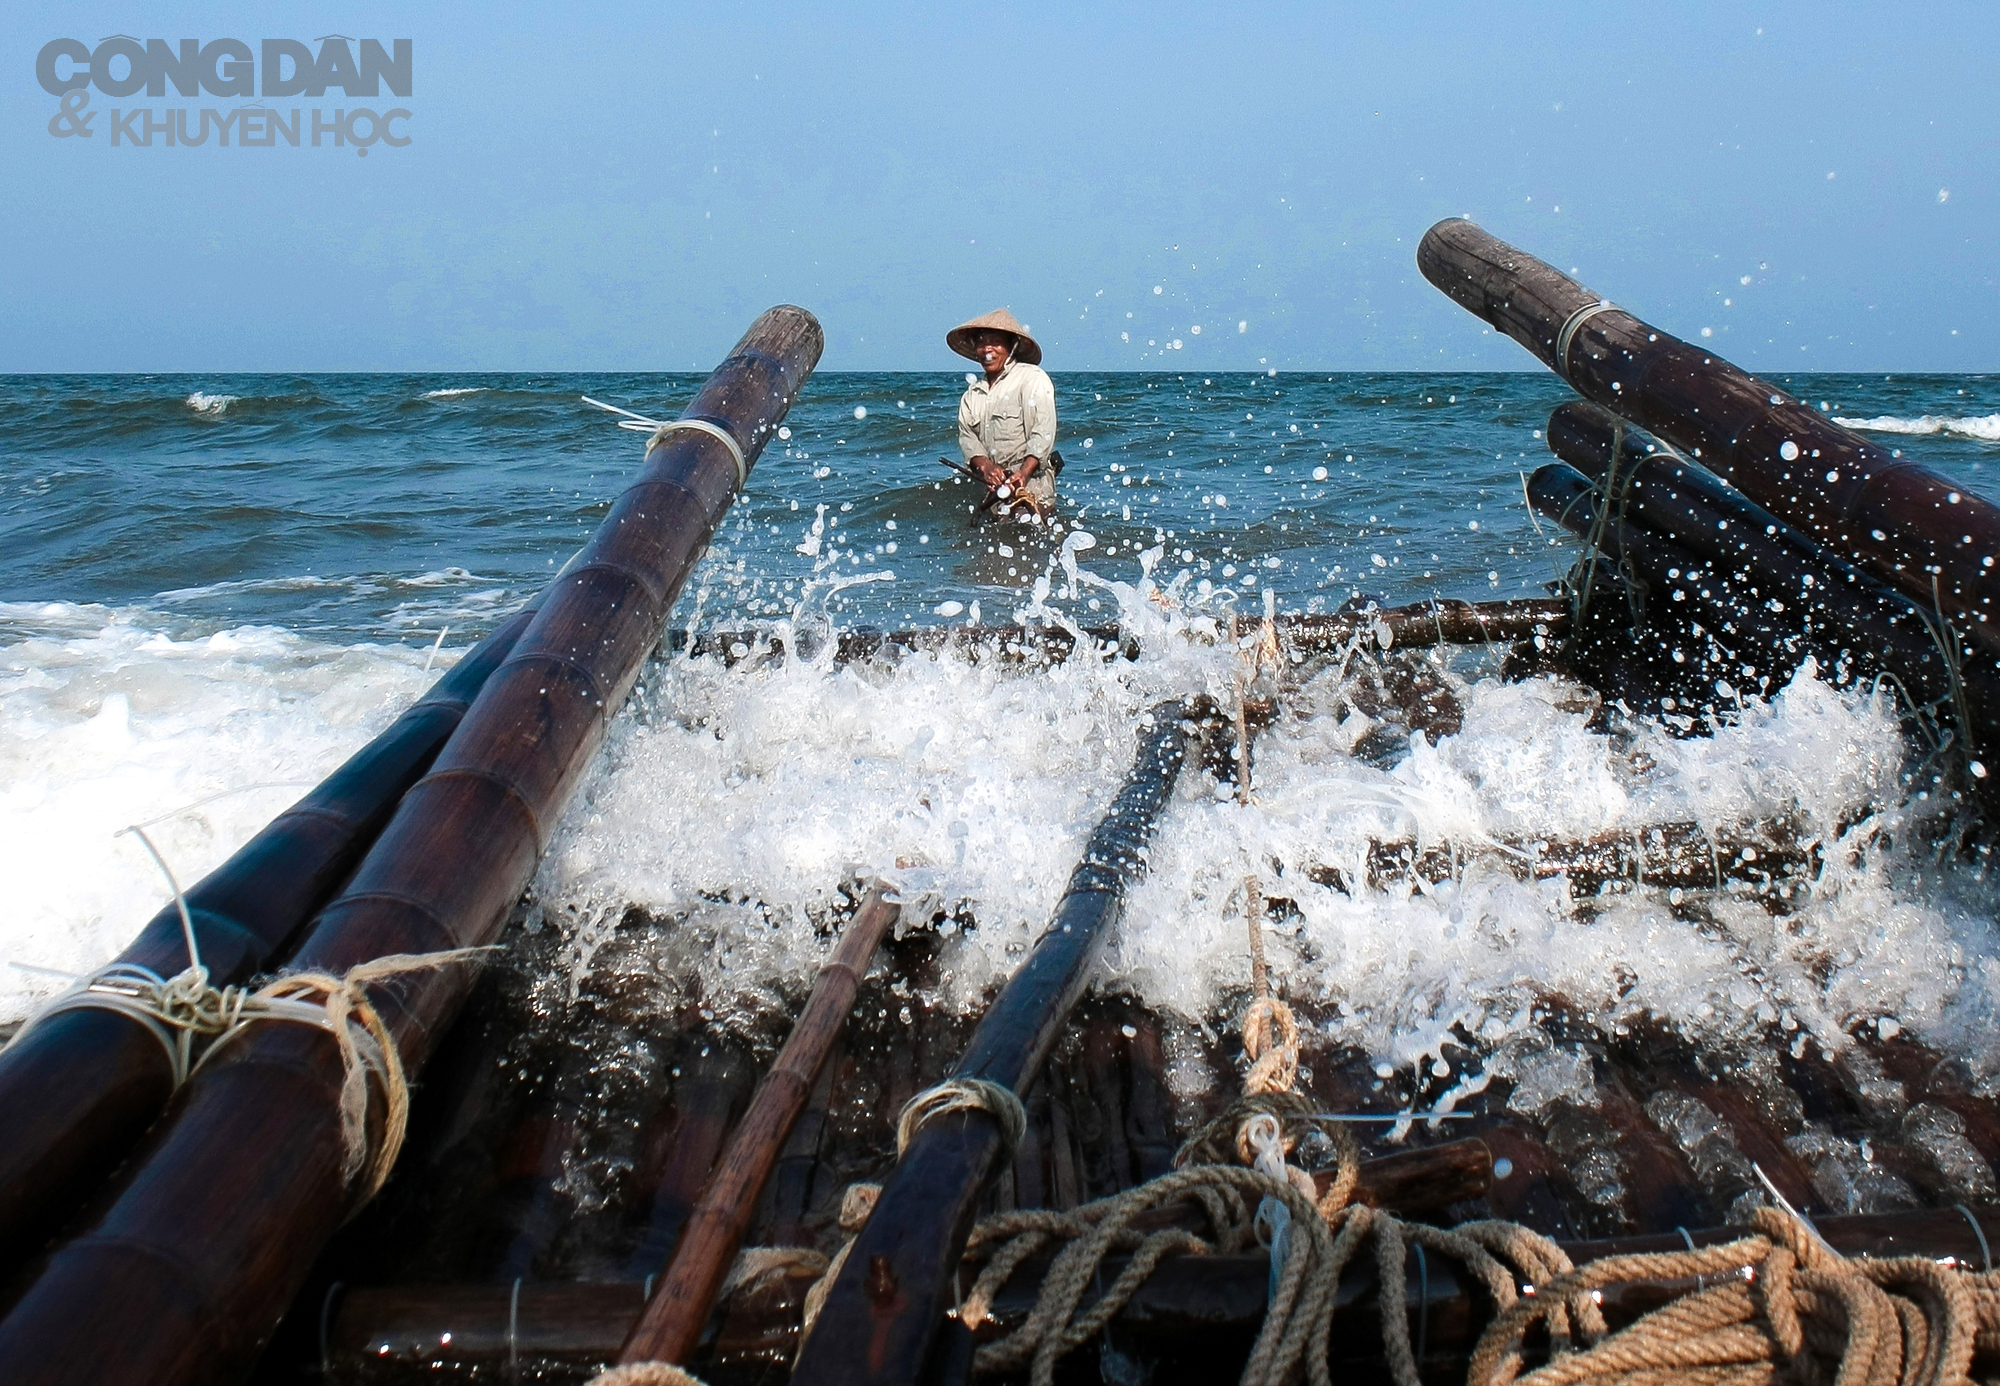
[48,89,96,139]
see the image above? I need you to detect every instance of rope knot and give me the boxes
[204,949,493,1201]
[895,1077,1028,1158]
[1241,996,1300,1096]
[837,1182,882,1232]
[6,962,258,1087]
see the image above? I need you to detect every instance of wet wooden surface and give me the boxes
[1418,217,2000,660]
[0,307,824,1386]
[252,819,2000,1384]
[298,933,2000,1386]
[0,608,532,1278]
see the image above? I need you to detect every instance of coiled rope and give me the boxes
[794,1078,1032,1355]
[591,633,2000,1386]
[950,980,2000,1386]
[943,617,2000,1386]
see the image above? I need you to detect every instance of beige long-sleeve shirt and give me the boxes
[958,359,1056,471]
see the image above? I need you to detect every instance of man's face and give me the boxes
[970,330,1014,373]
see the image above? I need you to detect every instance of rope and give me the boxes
[1242,995,1298,1098]
[1571,417,1645,623]
[897,1077,1029,1158]
[958,1163,1337,1386]
[10,946,489,1201]
[193,950,491,1199]
[646,420,747,490]
[1466,1205,1990,1386]
[963,1125,2000,1386]
[1230,603,1298,1102]
[718,1245,828,1299]
[6,962,239,1086]
[1555,300,1617,382]
[587,1365,707,1386]
[959,1126,1609,1386]
[797,1182,883,1355]
[580,397,749,489]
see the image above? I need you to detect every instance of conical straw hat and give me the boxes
[946,308,1042,366]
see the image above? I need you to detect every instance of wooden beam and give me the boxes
[0,307,823,1386]
[616,884,900,1366]
[0,607,531,1275]
[788,700,1203,1386]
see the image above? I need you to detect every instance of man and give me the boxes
[948,308,1057,521]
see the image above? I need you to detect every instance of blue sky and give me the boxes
[5,2,1995,372]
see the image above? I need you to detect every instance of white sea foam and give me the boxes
[528,574,2000,1100]
[11,573,2000,1116]
[184,392,239,415]
[154,575,359,602]
[1834,413,2000,442]
[152,569,519,635]
[0,603,453,1021]
[423,387,485,399]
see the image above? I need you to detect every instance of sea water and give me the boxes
[5,370,2000,1107]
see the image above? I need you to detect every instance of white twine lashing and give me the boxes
[580,396,747,488]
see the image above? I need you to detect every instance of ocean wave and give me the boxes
[423,387,485,399]
[154,567,498,604]
[400,566,486,587]
[1835,413,2000,442]
[146,568,521,639]
[7,567,1997,1108]
[154,575,359,603]
[185,392,239,416]
[0,607,456,1021]
[527,596,1996,1093]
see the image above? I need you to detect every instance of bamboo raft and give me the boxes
[5,241,2000,1386]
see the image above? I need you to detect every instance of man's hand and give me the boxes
[1007,456,1041,491]
[968,455,1007,489]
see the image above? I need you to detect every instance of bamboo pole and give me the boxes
[1310,817,1822,899]
[788,699,1202,1386]
[669,597,1572,669]
[0,607,531,1274]
[1417,218,2000,658]
[764,1046,843,1248]
[0,306,822,1386]
[1542,402,1999,739]
[1544,403,1898,598]
[1528,460,1997,753]
[318,1203,2000,1380]
[616,883,900,1366]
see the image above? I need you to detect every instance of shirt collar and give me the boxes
[975,357,1019,390]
